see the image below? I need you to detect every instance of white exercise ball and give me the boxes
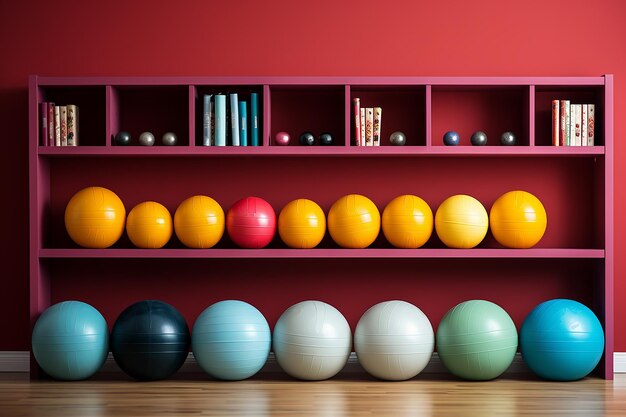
[355,300,434,380]
[273,300,351,380]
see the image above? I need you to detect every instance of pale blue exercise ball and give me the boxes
[192,300,271,380]
[32,301,109,380]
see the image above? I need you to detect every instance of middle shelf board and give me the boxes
[40,248,605,259]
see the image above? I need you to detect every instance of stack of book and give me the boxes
[40,102,79,146]
[551,100,595,146]
[202,92,260,146]
[352,98,382,146]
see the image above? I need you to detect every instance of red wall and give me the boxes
[1,0,625,351]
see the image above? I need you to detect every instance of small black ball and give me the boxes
[114,131,131,146]
[319,132,333,146]
[470,131,488,146]
[501,131,517,146]
[299,132,315,146]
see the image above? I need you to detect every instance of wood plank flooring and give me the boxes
[1,373,625,417]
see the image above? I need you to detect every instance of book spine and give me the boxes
[250,92,259,146]
[562,100,570,146]
[230,93,240,146]
[573,104,582,146]
[214,94,226,146]
[365,108,374,146]
[59,106,67,146]
[54,106,61,146]
[66,104,78,146]
[581,104,588,146]
[239,100,247,146]
[353,98,361,146]
[551,99,560,146]
[360,108,366,146]
[203,94,212,146]
[40,102,48,146]
[47,102,55,146]
[588,104,595,146]
[373,107,382,146]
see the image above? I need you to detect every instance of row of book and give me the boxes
[352,98,382,146]
[40,103,79,146]
[552,100,595,146]
[203,92,260,146]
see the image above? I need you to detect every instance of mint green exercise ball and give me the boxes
[436,300,518,380]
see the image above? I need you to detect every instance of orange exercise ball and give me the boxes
[327,194,380,249]
[64,186,126,248]
[278,199,326,249]
[126,201,173,249]
[174,195,225,248]
[490,190,547,248]
[435,195,488,249]
[382,195,433,249]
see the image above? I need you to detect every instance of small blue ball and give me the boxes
[443,131,460,146]
[114,131,131,146]
[500,131,516,146]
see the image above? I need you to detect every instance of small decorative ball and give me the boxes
[138,132,155,146]
[162,132,178,146]
[274,132,291,146]
[389,131,406,146]
[443,131,460,146]
[470,131,488,146]
[114,131,131,146]
[299,131,315,146]
[501,131,516,146]
[319,132,333,146]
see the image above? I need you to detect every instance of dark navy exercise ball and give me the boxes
[299,131,315,146]
[114,131,131,146]
[443,131,460,146]
[500,131,516,146]
[319,132,333,146]
[111,300,190,381]
[471,131,488,146]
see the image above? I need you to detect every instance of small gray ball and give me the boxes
[162,132,178,146]
[138,132,155,146]
[389,131,406,146]
[470,131,488,146]
[500,131,516,146]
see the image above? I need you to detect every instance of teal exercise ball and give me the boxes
[520,299,604,381]
[192,300,271,380]
[437,300,518,380]
[32,301,108,380]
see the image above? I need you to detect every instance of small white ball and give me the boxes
[162,132,178,146]
[138,132,155,146]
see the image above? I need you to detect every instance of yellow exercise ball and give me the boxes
[174,195,225,248]
[126,201,173,249]
[382,195,433,249]
[64,186,126,248]
[435,195,488,249]
[490,190,547,248]
[328,194,380,249]
[278,199,326,249]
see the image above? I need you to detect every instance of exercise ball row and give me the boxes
[65,187,547,250]
[32,298,603,382]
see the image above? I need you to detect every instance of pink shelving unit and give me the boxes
[29,75,614,379]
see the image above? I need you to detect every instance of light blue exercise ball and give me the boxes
[32,301,109,380]
[192,300,271,380]
[520,299,605,381]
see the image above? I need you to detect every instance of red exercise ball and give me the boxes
[226,197,276,248]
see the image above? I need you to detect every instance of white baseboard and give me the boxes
[2,351,623,374]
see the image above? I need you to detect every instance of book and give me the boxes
[54,105,61,146]
[588,104,595,146]
[568,102,575,146]
[47,102,55,146]
[59,106,68,146]
[203,94,213,146]
[572,104,582,146]
[40,102,48,146]
[353,98,361,146]
[230,93,240,146]
[214,94,226,146]
[581,104,588,146]
[66,104,79,146]
[365,108,374,146]
[360,108,365,146]
[250,92,259,146]
[239,100,247,146]
[560,100,570,146]
[373,107,382,146]
[551,99,559,146]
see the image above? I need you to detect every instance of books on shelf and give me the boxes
[39,102,79,146]
[202,91,260,146]
[353,97,383,146]
[552,99,596,146]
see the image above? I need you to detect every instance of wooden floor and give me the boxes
[1,373,625,417]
